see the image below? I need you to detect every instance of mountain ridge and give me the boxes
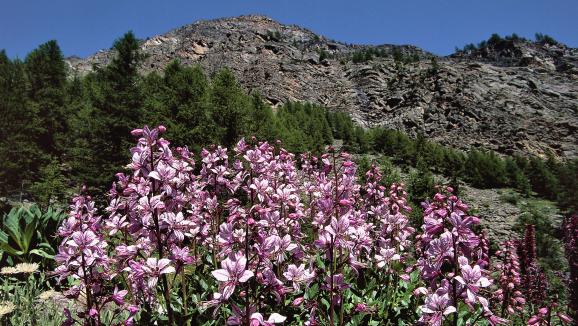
[66,15,578,158]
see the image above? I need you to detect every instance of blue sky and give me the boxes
[1,0,577,58]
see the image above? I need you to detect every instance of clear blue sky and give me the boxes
[1,0,577,59]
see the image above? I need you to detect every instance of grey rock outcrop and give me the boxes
[66,15,578,158]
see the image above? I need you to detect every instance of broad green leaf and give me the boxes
[4,211,23,248]
[0,229,9,244]
[0,243,24,256]
[30,248,54,259]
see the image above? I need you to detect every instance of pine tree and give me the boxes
[68,32,145,189]
[208,69,250,147]
[247,93,277,142]
[143,61,217,150]
[408,157,436,206]
[0,52,45,194]
[24,40,68,155]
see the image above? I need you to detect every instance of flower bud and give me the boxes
[292,297,305,306]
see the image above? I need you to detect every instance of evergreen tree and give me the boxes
[464,149,507,188]
[24,40,68,155]
[527,157,559,200]
[68,32,145,189]
[556,159,578,211]
[143,61,217,150]
[408,157,436,206]
[247,93,278,142]
[208,69,250,147]
[505,157,531,196]
[0,52,45,194]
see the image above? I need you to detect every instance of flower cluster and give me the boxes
[527,304,573,325]
[366,167,414,275]
[417,188,503,325]
[54,191,133,325]
[52,125,576,326]
[493,240,525,317]
[0,262,39,275]
[564,214,578,318]
[519,224,549,309]
[106,126,197,323]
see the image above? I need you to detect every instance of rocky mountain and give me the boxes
[66,15,578,158]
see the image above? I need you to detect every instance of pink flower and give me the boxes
[111,287,128,305]
[142,258,176,288]
[211,253,254,299]
[249,312,287,325]
[454,257,491,303]
[419,288,456,326]
[283,264,315,291]
[375,246,401,268]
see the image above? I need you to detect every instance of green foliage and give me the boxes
[266,30,282,42]
[379,157,402,186]
[349,47,413,64]
[499,189,521,205]
[351,49,375,63]
[68,31,146,190]
[0,204,65,265]
[456,32,529,53]
[463,149,507,188]
[407,158,436,207]
[30,159,68,208]
[526,156,559,200]
[504,157,531,196]
[208,69,252,147]
[356,155,401,190]
[275,102,334,153]
[357,126,576,214]
[317,49,330,61]
[0,51,47,195]
[345,269,422,324]
[1,271,68,325]
[24,40,69,156]
[555,158,578,211]
[428,57,439,76]
[514,201,567,298]
[142,61,216,151]
[535,33,558,45]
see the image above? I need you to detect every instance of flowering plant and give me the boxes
[51,125,574,325]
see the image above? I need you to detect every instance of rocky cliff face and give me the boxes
[66,15,578,158]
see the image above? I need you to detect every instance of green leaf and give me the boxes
[22,218,37,253]
[0,243,24,256]
[30,248,54,259]
[320,297,330,311]
[0,229,9,244]
[306,283,319,299]
[4,210,23,248]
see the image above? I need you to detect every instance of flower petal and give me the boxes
[267,313,287,323]
[443,306,456,315]
[211,269,230,282]
[239,270,254,283]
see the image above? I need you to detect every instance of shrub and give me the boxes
[535,33,558,45]
[0,204,65,266]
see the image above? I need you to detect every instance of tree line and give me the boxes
[346,128,577,214]
[456,32,560,54]
[0,32,576,216]
[0,32,354,206]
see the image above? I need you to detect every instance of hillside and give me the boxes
[67,15,578,158]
